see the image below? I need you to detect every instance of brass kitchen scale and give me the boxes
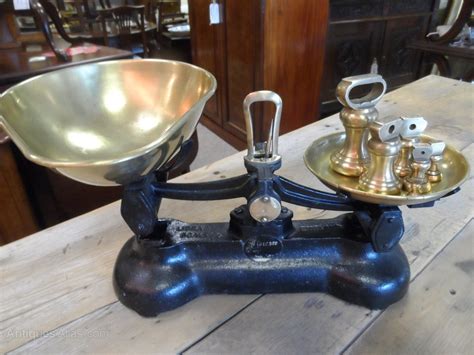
[0,60,469,317]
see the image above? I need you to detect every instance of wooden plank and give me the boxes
[346,220,474,354]
[6,296,261,355]
[1,76,472,353]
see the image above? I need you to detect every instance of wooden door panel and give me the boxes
[330,0,384,21]
[189,0,225,125]
[223,0,261,140]
[321,21,384,103]
[380,16,429,87]
[262,0,329,134]
[387,0,434,15]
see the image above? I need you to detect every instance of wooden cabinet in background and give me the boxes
[189,0,329,149]
[320,0,440,116]
[0,144,38,245]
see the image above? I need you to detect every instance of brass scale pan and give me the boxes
[305,132,469,206]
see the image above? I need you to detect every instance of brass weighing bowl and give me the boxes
[304,132,469,205]
[0,59,216,186]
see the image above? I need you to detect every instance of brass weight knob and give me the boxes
[358,117,404,195]
[403,143,434,194]
[394,117,427,178]
[330,74,387,177]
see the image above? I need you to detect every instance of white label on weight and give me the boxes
[209,3,220,25]
[13,0,30,10]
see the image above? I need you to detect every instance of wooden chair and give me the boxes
[28,0,90,61]
[429,0,472,45]
[98,5,149,57]
[154,0,188,47]
[98,0,112,8]
[407,0,473,80]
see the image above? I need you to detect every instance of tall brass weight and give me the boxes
[330,74,387,176]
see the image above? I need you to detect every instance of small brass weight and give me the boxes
[394,116,428,178]
[426,140,446,183]
[330,74,387,176]
[403,143,434,194]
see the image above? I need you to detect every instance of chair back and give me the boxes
[99,5,148,57]
[98,0,113,9]
[29,0,84,61]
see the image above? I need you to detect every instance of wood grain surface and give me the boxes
[347,220,474,355]
[1,76,472,354]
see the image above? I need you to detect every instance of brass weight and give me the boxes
[330,74,387,177]
[426,140,446,183]
[358,117,404,194]
[403,143,434,194]
[394,117,427,178]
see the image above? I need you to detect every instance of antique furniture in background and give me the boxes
[0,44,132,90]
[320,0,441,116]
[0,0,134,91]
[56,0,101,32]
[0,0,48,49]
[153,0,190,62]
[31,0,91,60]
[155,0,188,42]
[99,5,149,57]
[188,0,329,149]
[407,0,473,81]
[40,0,158,50]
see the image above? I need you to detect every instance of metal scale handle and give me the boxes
[242,91,284,222]
[243,90,283,161]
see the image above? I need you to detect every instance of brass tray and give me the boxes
[304,132,469,205]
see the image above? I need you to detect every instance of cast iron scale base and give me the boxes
[112,92,453,317]
[116,197,411,317]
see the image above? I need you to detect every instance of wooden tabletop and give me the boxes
[0,43,133,88]
[0,75,473,354]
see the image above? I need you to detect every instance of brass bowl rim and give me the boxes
[304,132,470,206]
[0,59,217,169]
